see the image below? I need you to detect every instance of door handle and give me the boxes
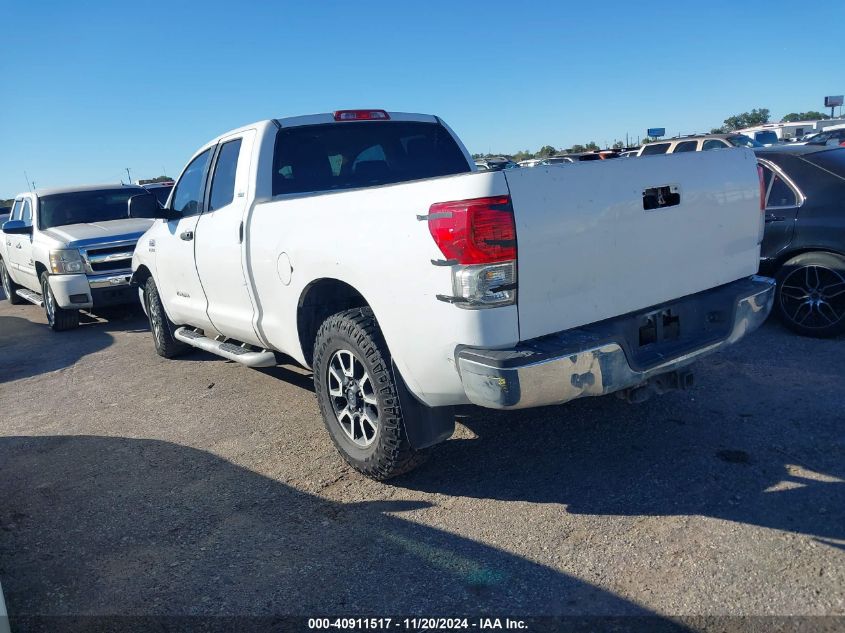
[765,214,784,223]
[180,231,194,241]
[15,243,22,249]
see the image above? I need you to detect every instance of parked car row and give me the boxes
[2,108,837,481]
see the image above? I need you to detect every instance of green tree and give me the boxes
[512,150,534,162]
[537,145,557,157]
[612,141,624,149]
[568,144,586,154]
[584,141,599,151]
[781,111,830,122]
[723,108,770,131]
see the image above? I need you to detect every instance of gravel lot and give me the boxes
[0,290,843,630]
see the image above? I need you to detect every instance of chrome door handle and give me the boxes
[180,231,194,241]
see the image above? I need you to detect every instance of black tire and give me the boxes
[40,272,80,331]
[144,276,188,358]
[0,258,25,304]
[313,307,428,480]
[775,251,845,338]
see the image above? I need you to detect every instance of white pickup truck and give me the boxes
[128,109,775,479]
[1,185,154,330]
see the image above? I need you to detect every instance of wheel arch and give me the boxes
[296,278,370,367]
[774,246,845,271]
[131,264,153,288]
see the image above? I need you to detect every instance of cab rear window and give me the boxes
[640,143,670,156]
[271,122,470,195]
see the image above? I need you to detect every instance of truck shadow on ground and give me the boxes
[0,435,686,631]
[0,300,218,383]
[397,328,845,544]
[0,313,117,384]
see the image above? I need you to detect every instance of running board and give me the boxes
[16,288,44,307]
[173,327,277,368]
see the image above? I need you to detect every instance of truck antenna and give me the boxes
[23,171,34,192]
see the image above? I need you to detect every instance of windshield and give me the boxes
[38,188,143,229]
[806,130,845,146]
[755,131,779,145]
[727,134,763,148]
[146,185,173,206]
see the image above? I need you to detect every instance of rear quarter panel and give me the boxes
[247,171,520,406]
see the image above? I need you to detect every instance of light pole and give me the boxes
[125,167,132,184]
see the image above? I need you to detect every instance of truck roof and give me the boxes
[20,183,145,198]
[201,111,440,149]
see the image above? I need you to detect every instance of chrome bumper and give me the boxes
[88,272,132,289]
[457,276,775,410]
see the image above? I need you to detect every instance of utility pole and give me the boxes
[125,167,133,184]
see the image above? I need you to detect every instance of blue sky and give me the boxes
[1,0,842,198]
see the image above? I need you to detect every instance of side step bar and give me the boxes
[173,327,277,368]
[16,288,44,307]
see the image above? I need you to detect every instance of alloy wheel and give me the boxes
[780,265,845,330]
[42,278,55,324]
[326,349,380,448]
[1,263,10,298]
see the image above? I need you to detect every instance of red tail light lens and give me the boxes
[428,196,516,265]
[333,109,390,121]
[757,164,766,211]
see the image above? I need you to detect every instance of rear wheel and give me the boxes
[313,307,428,480]
[776,252,845,338]
[0,259,25,304]
[144,277,188,358]
[40,272,80,331]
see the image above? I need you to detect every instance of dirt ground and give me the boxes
[0,294,843,631]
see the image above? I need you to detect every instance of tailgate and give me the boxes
[505,148,762,341]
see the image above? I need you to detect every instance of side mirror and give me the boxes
[2,220,33,235]
[128,193,176,220]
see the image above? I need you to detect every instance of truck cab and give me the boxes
[0,185,154,330]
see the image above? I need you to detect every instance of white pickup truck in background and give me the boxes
[1,185,154,330]
[129,109,775,479]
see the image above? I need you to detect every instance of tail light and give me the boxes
[427,196,517,308]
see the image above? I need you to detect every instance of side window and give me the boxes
[702,139,728,151]
[21,200,33,226]
[171,148,213,216]
[208,139,242,211]
[640,143,670,156]
[9,200,22,221]
[767,174,798,208]
[672,141,698,153]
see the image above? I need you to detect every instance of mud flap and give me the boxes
[391,361,455,450]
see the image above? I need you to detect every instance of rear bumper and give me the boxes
[456,275,775,410]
